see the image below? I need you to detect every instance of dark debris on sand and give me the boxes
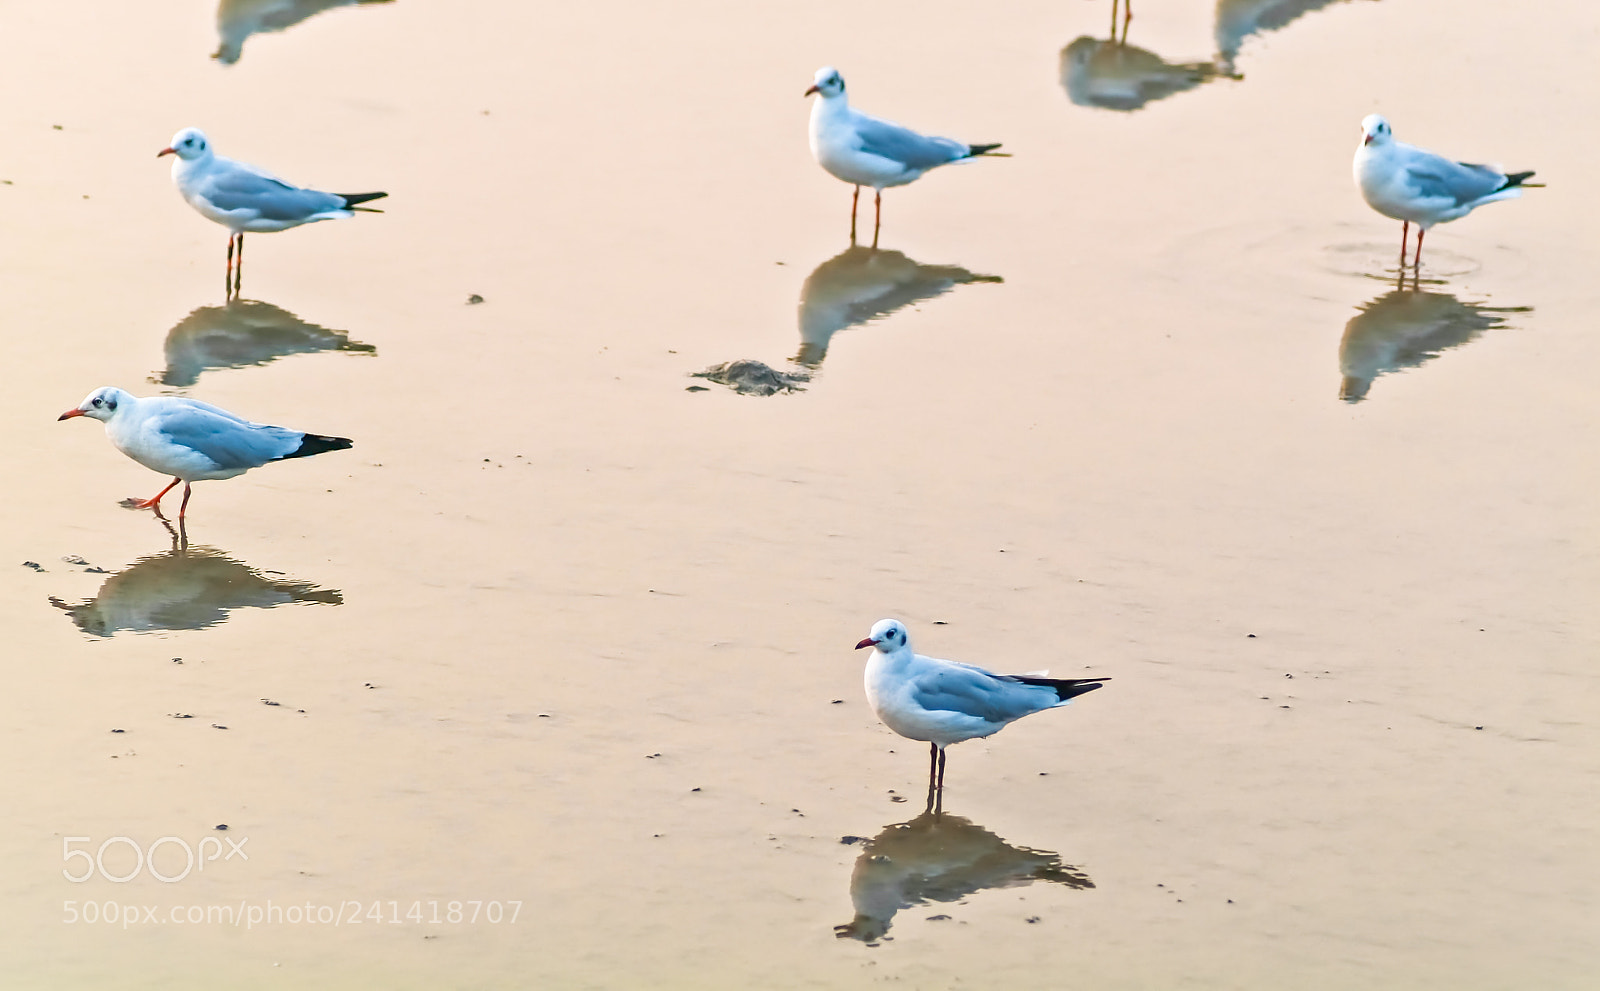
[691,360,809,396]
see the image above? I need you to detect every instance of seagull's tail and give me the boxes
[338,191,389,209]
[966,143,1011,158]
[279,433,354,461]
[1011,675,1109,703]
[1500,171,1543,190]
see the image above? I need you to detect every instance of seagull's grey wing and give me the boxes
[152,403,302,470]
[909,661,1051,723]
[1400,150,1505,206]
[199,164,348,221]
[853,114,970,170]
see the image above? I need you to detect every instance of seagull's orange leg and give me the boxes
[178,482,194,521]
[133,476,183,511]
[233,233,244,298]
[1399,220,1409,268]
[1414,226,1426,269]
[871,189,882,249]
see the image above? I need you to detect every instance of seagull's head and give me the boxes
[1360,115,1392,148]
[855,618,909,653]
[805,67,845,99]
[158,128,211,161]
[59,387,130,423]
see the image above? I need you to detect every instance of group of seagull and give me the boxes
[55,68,1541,803]
[805,65,1539,269]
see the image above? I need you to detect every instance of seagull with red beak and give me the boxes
[158,127,387,296]
[59,387,352,522]
[805,67,1006,246]
[855,618,1108,807]
[1354,114,1540,268]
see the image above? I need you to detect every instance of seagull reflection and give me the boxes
[157,298,375,388]
[213,0,394,65]
[797,245,1001,367]
[835,808,1093,942]
[1059,35,1225,113]
[49,544,341,636]
[1338,279,1526,402]
[1215,0,1374,76]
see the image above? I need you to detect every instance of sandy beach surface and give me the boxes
[1,1,1595,987]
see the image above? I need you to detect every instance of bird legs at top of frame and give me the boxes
[1111,0,1132,44]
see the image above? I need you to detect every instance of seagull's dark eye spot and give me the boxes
[91,398,102,407]
[107,400,116,410]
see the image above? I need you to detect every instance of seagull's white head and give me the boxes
[1360,115,1393,149]
[805,67,845,99]
[59,387,132,423]
[855,618,909,653]
[158,127,211,161]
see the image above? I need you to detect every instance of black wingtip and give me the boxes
[280,433,353,460]
[967,143,1007,157]
[1012,675,1109,702]
[1500,171,1538,190]
[339,191,389,208]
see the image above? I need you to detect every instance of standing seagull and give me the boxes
[158,127,387,297]
[1354,115,1540,268]
[58,387,352,522]
[855,619,1107,806]
[806,68,1006,246]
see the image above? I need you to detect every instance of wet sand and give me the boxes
[1,1,1596,987]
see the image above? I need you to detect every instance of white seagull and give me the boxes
[158,127,387,296]
[1354,114,1539,268]
[855,619,1108,801]
[806,67,1006,246]
[58,387,352,521]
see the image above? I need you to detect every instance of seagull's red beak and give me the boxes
[1363,133,1373,146]
[156,147,176,158]
[804,84,819,97]
[854,637,878,650]
[58,408,85,420]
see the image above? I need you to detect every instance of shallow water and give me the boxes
[1,1,1596,987]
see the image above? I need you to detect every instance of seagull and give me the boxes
[855,619,1108,804]
[805,67,1006,246]
[58,387,352,521]
[1354,115,1540,268]
[158,127,387,297]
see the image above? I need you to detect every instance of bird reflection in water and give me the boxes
[1063,1,1373,111]
[1214,1,1375,78]
[1338,273,1527,402]
[797,245,1001,367]
[213,0,394,65]
[157,298,375,388]
[834,808,1094,943]
[1059,30,1225,113]
[49,537,341,637]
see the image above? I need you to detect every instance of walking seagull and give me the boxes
[158,127,387,297]
[855,619,1107,806]
[806,67,1006,246]
[1353,114,1540,268]
[58,387,352,522]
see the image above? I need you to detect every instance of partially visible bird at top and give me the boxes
[158,127,387,298]
[1353,114,1540,269]
[805,67,1006,247]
